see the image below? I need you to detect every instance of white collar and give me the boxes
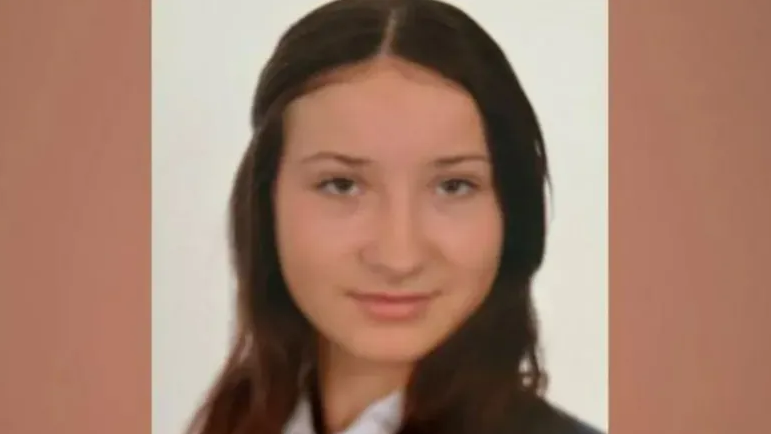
[283,390,404,434]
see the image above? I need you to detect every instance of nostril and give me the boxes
[371,260,425,286]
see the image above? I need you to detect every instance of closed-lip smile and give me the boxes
[347,290,440,321]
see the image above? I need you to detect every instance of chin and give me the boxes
[344,333,440,365]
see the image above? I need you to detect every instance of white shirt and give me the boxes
[283,391,404,434]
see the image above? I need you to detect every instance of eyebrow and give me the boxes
[433,154,489,167]
[299,151,372,166]
[299,151,489,167]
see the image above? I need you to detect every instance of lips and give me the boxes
[348,292,436,303]
[347,291,439,321]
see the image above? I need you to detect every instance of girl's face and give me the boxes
[274,59,503,366]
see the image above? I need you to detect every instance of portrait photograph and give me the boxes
[152,1,607,433]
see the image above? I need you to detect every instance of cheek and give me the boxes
[418,199,503,344]
[431,197,504,278]
[273,181,360,292]
[277,194,359,249]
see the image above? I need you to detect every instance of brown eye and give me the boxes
[438,178,477,196]
[317,177,360,196]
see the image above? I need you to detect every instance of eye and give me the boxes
[437,178,477,197]
[317,177,361,196]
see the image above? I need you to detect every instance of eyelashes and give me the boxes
[314,176,481,198]
[316,177,361,196]
[437,178,478,197]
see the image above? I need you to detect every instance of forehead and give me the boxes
[283,59,487,160]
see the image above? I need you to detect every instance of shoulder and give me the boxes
[524,398,605,434]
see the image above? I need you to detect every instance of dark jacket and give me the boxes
[529,399,604,434]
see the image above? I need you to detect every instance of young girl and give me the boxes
[188,0,602,433]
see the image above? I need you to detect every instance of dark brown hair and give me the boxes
[188,0,551,433]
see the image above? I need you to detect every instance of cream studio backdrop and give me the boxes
[151,1,608,433]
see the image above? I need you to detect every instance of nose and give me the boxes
[361,197,427,285]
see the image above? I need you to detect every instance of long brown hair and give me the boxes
[188,0,551,433]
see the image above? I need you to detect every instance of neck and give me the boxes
[316,340,411,433]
